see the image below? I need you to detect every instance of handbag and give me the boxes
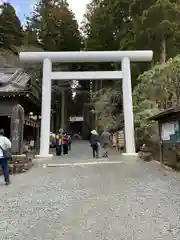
[0,145,11,159]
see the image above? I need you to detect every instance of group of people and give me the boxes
[55,131,72,156]
[0,127,114,185]
[89,129,111,159]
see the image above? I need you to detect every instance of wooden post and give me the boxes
[158,122,164,167]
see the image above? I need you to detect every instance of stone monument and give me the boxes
[10,104,24,154]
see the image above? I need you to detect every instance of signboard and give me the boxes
[69,116,84,122]
[161,122,175,141]
[118,130,124,147]
[161,121,180,142]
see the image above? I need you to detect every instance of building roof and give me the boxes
[0,68,30,93]
[149,106,180,121]
[0,68,41,109]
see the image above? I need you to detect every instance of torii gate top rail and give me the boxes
[19,51,153,63]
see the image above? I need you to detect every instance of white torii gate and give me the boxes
[20,50,153,157]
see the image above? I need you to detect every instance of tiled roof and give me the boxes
[0,68,30,93]
[149,106,180,121]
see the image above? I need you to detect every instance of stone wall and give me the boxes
[0,154,33,175]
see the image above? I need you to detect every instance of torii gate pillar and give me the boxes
[122,57,135,154]
[20,50,153,158]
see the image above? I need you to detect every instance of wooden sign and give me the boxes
[118,130,124,147]
[69,116,84,122]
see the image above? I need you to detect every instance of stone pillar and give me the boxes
[122,57,136,155]
[11,104,24,155]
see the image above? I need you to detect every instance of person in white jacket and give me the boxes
[0,129,11,185]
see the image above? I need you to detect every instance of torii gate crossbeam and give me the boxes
[20,50,153,157]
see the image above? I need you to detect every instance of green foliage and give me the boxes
[23,23,40,47]
[92,87,123,131]
[130,0,180,63]
[133,100,159,144]
[134,55,180,108]
[84,0,180,142]
[18,45,44,85]
[26,0,83,121]
[133,54,180,144]
[0,0,84,130]
[93,54,180,143]
[27,0,82,52]
[0,48,19,67]
[83,1,115,51]
[83,0,180,69]
[1,0,180,138]
[0,3,23,52]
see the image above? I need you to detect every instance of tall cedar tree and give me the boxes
[0,3,23,52]
[27,0,82,51]
[23,22,40,47]
[26,0,82,125]
[83,0,180,82]
[130,0,180,64]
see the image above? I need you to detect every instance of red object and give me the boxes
[63,136,69,144]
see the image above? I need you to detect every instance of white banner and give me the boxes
[69,116,84,122]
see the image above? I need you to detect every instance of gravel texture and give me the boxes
[0,141,180,239]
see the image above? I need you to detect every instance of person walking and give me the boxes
[55,132,62,156]
[0,129,11,185]
[101,129,111,157]
[62,133,69,155]
[89,130,100,158]
[68,134,72,151]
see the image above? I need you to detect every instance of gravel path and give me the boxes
[0,142,180,239]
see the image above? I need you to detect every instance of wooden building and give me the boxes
[149,106,180,168]
[0,68,41,152]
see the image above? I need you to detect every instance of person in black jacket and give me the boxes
[89,130,100,158]
[55,132,62,156]
[67,134,72,151]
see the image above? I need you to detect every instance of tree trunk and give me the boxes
[160,36,166,64]
[94,80,97,92]
[94,80,98,130]
[90,80,93,102]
